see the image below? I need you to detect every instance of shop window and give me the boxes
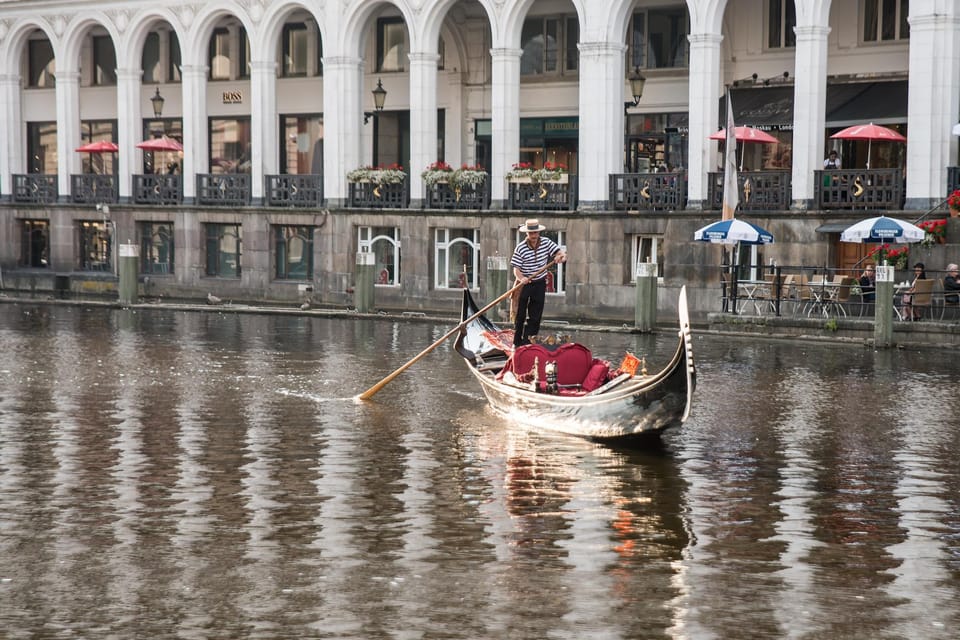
[628,7,689,69]
[209,118,251,173]
[79,120,117,175]
[281,114,323,174]
[27,121,57,174]
[630,235,664,282]
[205,223,242,277]
[282,23,308,77]
[514,230,567,294]
[863,0,909,42]
[434,228,478,290]
[275,226,314,280]
[767,0,796,49]
[377,17,407,72]
[28,37,55,88]
[93,36,117,85]
[209,26,249,80]
[20,220,49,268]
[79,221,112,272]
[139,222,174,275]
[359,226,401,286]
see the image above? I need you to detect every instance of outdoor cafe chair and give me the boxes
[901,278,934,321]
[935,278,960,321]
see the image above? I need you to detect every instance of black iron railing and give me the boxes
[265,174,323,207]
[70,174,119,204]
[425,178,491,210]
[507,175,577,211]
[707,170,791,211]
[815,169,904,210]
[947,167,960,195]
[133,174,184,205]
[12,174,58,204]
[609,172,686,211]
[347,176,410,209]
[197,173,252,206]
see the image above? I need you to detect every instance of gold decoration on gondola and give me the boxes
[743,177,752,203]
[852,176,864,197]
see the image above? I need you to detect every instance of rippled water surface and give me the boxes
[0,304,958,639]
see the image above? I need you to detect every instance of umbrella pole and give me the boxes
[867,139,872,170]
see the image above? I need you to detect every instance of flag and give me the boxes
[721,92,739,221]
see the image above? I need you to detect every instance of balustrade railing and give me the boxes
[70,174,118,204]
[12,174,58,204]
[347,176,410,208]
[609,172,686,211]
[133,174,184,205]
[197,173,252,206]
[706,170,791,211]
[815,169,904,210]
[265,174,323,207]
[425,179,491,210]
[507,175,577,211]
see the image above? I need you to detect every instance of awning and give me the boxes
[722,80,909,130]
[815,223,852,233]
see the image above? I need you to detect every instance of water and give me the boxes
[0,304,958,639]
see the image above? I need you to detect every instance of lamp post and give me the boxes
[363,78,387,125]
[150,87,165,138]
[624,67,647,172]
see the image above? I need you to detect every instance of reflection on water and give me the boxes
[0,305,958,638]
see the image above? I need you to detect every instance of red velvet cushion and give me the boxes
[505,343,594,386]
[581,362,611,391]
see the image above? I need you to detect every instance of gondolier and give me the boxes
[511,219,566,347]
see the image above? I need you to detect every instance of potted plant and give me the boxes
[421,161,453,188]
[918,219,947,246]
[948,189,960,217]
[451,164,487,189]
[867,243,910,271]
[532,161,568,184]
[505,161,535,183]
[347,163,406,185]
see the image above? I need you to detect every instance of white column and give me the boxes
[0,74,22,195]
[250,60,278,202]
[791,24,830,209]
[55,70,81,198]
[490,47,521,206]
[408,51,439,205]
[116,68,141,201]
[905,11,960,209]
[322,56,363,206]
[686,33,723,208]
[577,41,626,209]
[180,64,208,201]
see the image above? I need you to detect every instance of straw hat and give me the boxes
[519,218,546,233]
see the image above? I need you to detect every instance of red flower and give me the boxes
[948,189,960,209]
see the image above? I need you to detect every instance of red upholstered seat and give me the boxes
[504,343,594,387]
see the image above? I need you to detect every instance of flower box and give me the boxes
[509,176,533,184]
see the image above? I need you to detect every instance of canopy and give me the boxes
[694,219,774,245]
[136,136,183,152]
[839,216,924,244]
[708,126,779,144]
[76,140,119,153]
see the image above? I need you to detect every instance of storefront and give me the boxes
[475,116,579,173]
[625,112,688,173]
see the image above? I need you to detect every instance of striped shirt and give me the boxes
[511,237,560,280]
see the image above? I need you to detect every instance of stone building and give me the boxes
[0,0,958,321]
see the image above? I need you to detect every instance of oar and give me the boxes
[357,262,553,401]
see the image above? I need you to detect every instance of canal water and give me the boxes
[0,303,958,639]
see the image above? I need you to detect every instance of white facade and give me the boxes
[0,0,957,209]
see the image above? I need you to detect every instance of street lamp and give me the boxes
[623,67,647,114]
[150,87,165,138]
[364,79,388,125]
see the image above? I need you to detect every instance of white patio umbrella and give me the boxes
[694,218,775,245]
[839,215,924,244]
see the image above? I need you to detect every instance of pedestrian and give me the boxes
[511,219,566,347]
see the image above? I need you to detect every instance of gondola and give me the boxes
[454,286,696,444]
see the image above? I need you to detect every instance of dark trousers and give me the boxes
[513,278,547,346]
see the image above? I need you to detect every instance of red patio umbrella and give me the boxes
[830,122,906,169]
[709,126,778,170]
[75,140,119,153]
[136,135,183,152]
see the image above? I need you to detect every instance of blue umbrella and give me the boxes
[840,215,924,244]
[694,219,774,245]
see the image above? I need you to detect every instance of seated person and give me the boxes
[858,263,876,302]
[945,263,960,305]
[900,262,927,321]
